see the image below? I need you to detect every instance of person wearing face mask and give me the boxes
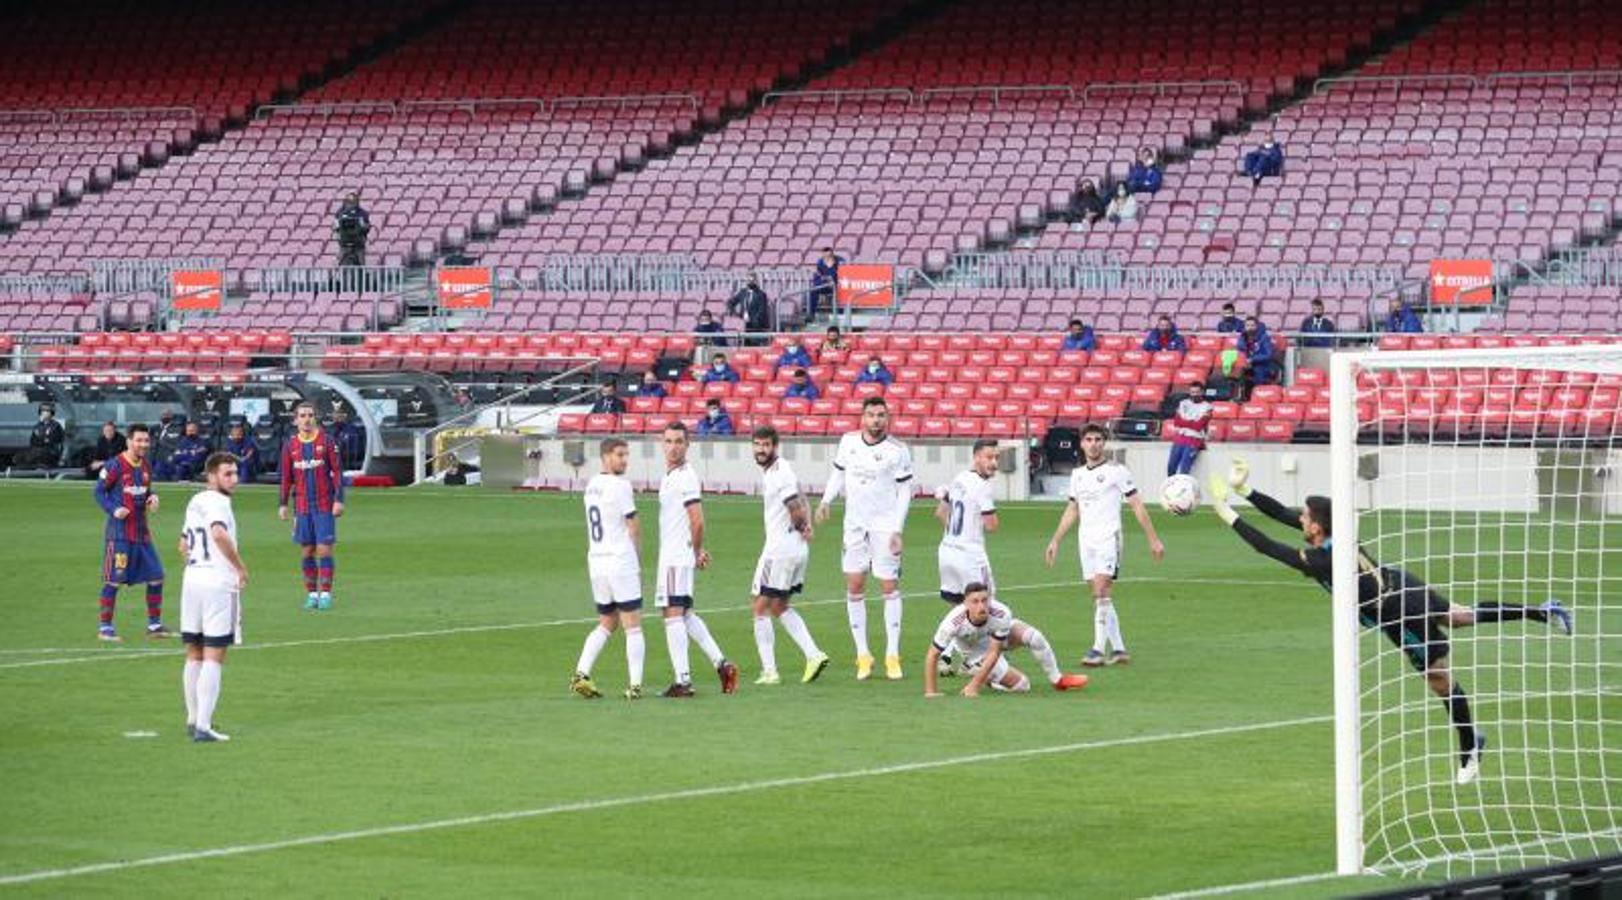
[1106,182,1138,223]
[696,399,734,436]
[1125,147,1163,194]
[776,339,812,372]
[1241,137,1285,186]
[783,368,820,401]
[1165,381,1213,477]
[700,353,740,384]
[636,371,668,399]
[1300,299,1338,349]
[728,273,772,342]
[854,357,893,387]
[694,310,728,347]
[19,404,66,468]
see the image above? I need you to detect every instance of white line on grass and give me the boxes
[0,714,1330,887]
[1142,870,1343,899]
[0,575,1312,670]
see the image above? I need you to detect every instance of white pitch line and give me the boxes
[0,714,1331,887]
[1142,870,1344,899]
[0,575,1312,671]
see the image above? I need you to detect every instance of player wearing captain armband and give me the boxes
[922,583,1090,697]
[1206,458,1574,785]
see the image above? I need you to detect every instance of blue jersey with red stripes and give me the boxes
[94,453,155,543]
[279,430,344,514]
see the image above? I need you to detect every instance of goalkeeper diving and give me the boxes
[1206,460,1574,786]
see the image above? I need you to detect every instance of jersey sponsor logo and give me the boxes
[122,484,149,497]
[291,458,326,471]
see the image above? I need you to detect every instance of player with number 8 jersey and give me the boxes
[571,438,648,700]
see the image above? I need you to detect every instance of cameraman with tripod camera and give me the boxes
[334,191,372,266]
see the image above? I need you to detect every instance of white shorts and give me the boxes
[938,545,995,601]
[752,552,807,600]
[842,528,902,581]
[180,572,239,646]
[655,564,695,609]
[1078,535,1122,580]
[589,566,643,612]
[963,651,1010,684]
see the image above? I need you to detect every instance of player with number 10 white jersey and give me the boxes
[936,439,1002,603]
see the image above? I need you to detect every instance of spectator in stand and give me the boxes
[728,272,772,342]
[855,357,894,386]
[85,420,126,479]
[817,325,850,364]
[636,371,667,398]
[701,353,740,384]
[1237,316,1279,392]
[225,421,259,483]
[1068,178,1107,225]
[696,398,734,436]
[1385,298,1423,333]
[1126,147,1163,194]
[776,336,813,372]
[1141,314,1188,352]
[1300,299,1338,348]
[1242,137,1285,185]
[1165,381,1213,476]
[590,383,626,415]
[784,368,820,401]
[167,421,209,482]
[694,309,728,347]
[809,247,843,322]
[1060,318,1097,351]
[332,406,367,471]
[1215,302,1244,334]
[1106,182,1138,223]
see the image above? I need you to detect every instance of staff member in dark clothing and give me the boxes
[85,420,127,479]
[809,248,842,321]
[18,404,66,468]
[728,273,772,342]
[334,191,372,267]
[331,406,367,471]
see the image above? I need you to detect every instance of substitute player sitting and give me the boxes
[179,452,248,743]
[1044,423,1165,666]
[1207,459,1573,785]
[923,584,1090,697]
[934,438,1001,674]
[817,395,914,681]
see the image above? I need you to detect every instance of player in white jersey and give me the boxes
[816,395,914,681]
[922,583,1090,697]
[933,439,1002,674]
[655,422,740,697]
[751,425,830,686]
[1045,423,1165,667]
[571,438,648,700]
[178,452,248,743]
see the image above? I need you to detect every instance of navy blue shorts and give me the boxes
[292,512,338,546]
[103,540,164,585]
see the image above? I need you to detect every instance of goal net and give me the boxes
[1329,343,1622,878]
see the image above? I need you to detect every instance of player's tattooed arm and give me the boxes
[786,493,813,541]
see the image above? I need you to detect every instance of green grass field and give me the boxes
[0,480,1614,897]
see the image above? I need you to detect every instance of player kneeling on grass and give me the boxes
[924,584,1090,697]
[1207,458,1573,785]
[180,452,248,743]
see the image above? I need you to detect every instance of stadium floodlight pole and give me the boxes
[1329,349,1364,876]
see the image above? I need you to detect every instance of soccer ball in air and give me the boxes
[1160,474,1201,516]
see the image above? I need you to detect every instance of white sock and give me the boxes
[684,611,725,667]
[1024,627,1064,684]
[195,660,222,732]
[846,594,869,656]
[664,616,691,684]
[883,591,903,658]
[576,625,610,676]
[779,607,821,657]
[1093,603,1110,653]
[625,626,645,687]
[1105,602,1126,653]
[182,659,201,725]
[754,615,777,672]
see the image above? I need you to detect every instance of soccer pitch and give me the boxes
[4,480,1605,898]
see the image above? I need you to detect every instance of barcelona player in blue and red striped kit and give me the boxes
[278,401,346,610]
[93,423,171,641]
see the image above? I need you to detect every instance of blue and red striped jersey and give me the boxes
[279,430,344,514]
[94,453,154,542]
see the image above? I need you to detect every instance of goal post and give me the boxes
[1330,343,1622,878]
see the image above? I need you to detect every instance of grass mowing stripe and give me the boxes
[1142,870,1343,899]
[0,714,1330,887]
[0,575,1316,670]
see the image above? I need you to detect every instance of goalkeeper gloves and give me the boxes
[1207,474,1239,525]
[1228,458,1253,497]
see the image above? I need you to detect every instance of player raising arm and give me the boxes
[923,584,1089,697]
[1206,459,1573,785]
[1043,424,1165,666]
